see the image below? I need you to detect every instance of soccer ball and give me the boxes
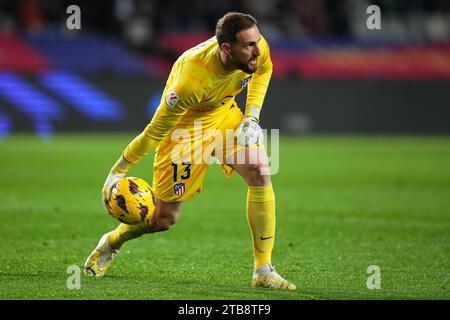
[106,177,156,225]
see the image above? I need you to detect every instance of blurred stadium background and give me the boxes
[0,0,449,137]
[1,0,450,300]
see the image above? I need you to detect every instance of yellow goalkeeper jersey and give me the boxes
[123,35,273,164]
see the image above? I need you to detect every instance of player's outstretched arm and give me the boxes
[101,105,186,210]
[101,68,201,211]
[101,131,160,212]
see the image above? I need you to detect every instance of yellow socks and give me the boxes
[107,222,150,249]
[106,184,276,268]
[247,184,276,269]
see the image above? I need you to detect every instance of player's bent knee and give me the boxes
[148,201,181,232]
[149,214,177,232]
[154,220,172,231]
[157,213,178,230]
[243,164,271,186]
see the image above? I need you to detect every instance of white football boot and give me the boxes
[251,264,297,290]
[84,232,119,277]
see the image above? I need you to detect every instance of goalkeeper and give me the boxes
[84,12,296,290]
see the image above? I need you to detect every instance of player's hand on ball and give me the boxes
[101,171,125,212]
[236,116,264,147]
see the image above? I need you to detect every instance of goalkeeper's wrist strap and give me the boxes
[112,155,133,174]
[244,105,261,123]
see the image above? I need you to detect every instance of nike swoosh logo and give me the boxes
[260,236,274,240]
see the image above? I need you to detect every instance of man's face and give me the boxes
[229,26,262,74]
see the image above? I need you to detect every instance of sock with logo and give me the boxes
[247,184,276,269]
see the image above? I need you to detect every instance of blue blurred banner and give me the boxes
[0,0,449,136]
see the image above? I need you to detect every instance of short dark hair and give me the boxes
[215,12,258,45]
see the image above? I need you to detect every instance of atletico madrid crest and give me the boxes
[174,183,185,196]
[240,76,252,88]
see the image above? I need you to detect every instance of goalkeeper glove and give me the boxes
[101,155,133,212]
[236,116,264,147]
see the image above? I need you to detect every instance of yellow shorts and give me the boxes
[152,103,260,202]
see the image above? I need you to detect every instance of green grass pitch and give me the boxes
[0,135,449,299]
